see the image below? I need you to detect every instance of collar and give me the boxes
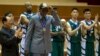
[85,19,93,24]
[2,26,11,31]
[38,12,48,21]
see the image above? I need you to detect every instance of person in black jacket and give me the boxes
[0,12,23,56]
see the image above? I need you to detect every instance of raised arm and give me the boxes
[66,22,82,36]
[96,22,100,36]
[50,7,61,26]
[82,14,99,30]
[0,28,23,45]
[17,14,29,25]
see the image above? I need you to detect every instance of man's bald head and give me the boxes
[25,2,32,6]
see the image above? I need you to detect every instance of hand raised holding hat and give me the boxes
[49,6,58,14]
[49,6,53,10]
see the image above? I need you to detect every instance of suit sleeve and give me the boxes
[0,31,18,46]
[25,18,35,51]
[51,10,61,26]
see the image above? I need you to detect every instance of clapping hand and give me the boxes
[15,28,23,39]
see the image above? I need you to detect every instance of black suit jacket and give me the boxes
[0,27,21,56]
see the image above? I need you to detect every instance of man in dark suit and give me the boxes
[0,12,23,56]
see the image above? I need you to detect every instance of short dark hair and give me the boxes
[2,11,12,24]
[4,11,12,16]
[2,16,7,24]
[83,9,91,13]
[71,8,79,11]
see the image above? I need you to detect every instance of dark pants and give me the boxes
[86,42,94,56]
[71,42,81,56]
[52,41,64,56]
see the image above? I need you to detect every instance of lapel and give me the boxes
[45,15,50,26]
[1,27,15,38]
[37,14,50,27]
